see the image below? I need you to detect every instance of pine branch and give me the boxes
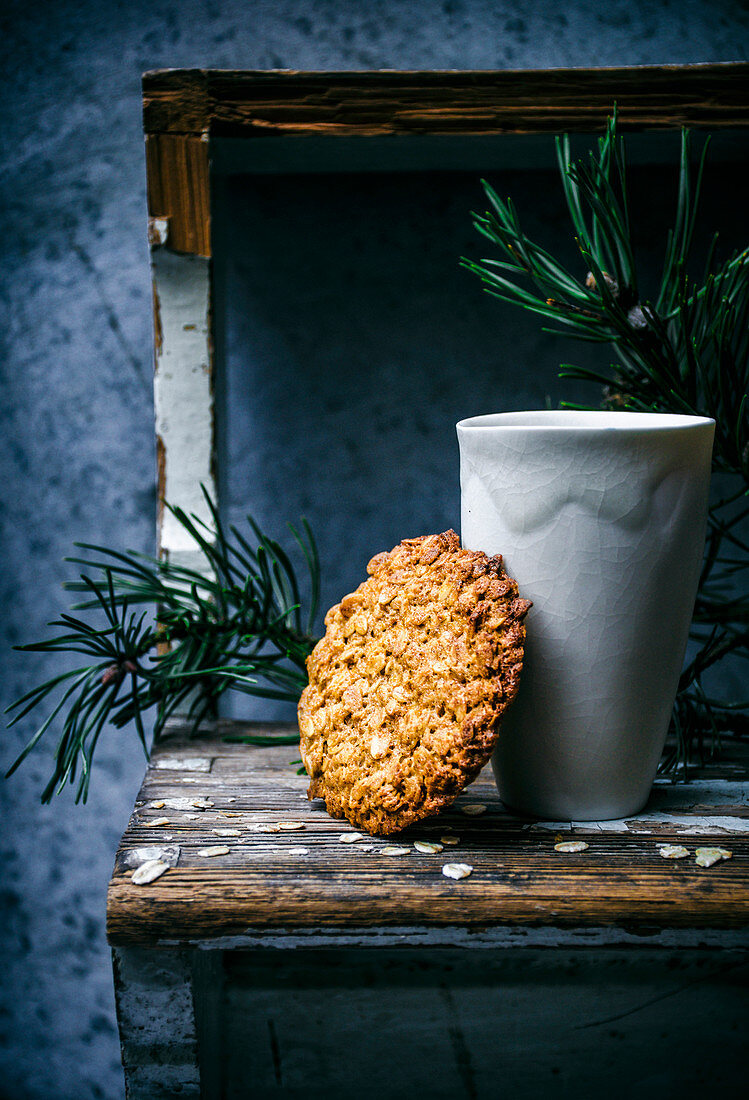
[5,494,320,802]
[466,114,749,774]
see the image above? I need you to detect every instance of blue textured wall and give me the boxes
[219,160,747,728]
[1,2,748,1096]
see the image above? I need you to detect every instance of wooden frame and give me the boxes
[142,63,749,571]
[124,66,749,1098]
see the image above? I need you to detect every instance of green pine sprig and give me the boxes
[464,113,749,774]
[5,490,320,802]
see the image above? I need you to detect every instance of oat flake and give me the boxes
[277,821,305,831]
[554,841,589,853]
[441,835,460,846]
[339,832,365,843]
[213,829,241,837]
[381,845,410,856]
[162,797,213,812]
[131,860,169,885]
[695,846,732,868]
[150,817,170,827]
[442,862,472,880]
[658,844,690,860]
[414,840,443,854]
[197,845,230,857]
[288,847,309,856]
[461,803,487,816]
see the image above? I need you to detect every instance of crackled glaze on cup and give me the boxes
[457,411,715,820]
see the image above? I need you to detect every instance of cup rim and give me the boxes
[456,410,715,432]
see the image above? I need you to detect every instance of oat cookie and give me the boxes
[298,530,531,835]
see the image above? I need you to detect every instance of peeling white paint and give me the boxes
[529,814,749,835]
[122,845,181,868]
[152,248,215,561]
[113,947,200,1098]
[161,796,214,811]
[148,216,170,246]
[152,756,213,772]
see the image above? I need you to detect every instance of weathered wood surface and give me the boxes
[145,132,211,256]
[142,65,749,138]
[107,720,749,945]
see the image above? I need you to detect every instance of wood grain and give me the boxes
[107,720,749,946]
[142,65,749,138]
[145,133,211,257]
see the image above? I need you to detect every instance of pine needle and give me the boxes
[466,114,748,774]
[5,497,320,802]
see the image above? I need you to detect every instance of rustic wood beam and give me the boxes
[143,64,749,138]
[145,133,211,257]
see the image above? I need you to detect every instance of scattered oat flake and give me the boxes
[124,845,179,870]
[658,844,690,860]
[150,817,170,827]
[162,797,213,812]
[197,845,230,857]
[213,828,241,837]
[442,862,473,880]
[461,803,487,816]
[356,844,374,852]
[554,841,589,853]
[695,846,732,868]
[131,860,169,885]
[339,832,365,843]
[226,798,236,803]
[288,847,309,856]
[381,845,410,856]
[221,812,244,818]
[277,821,305,831]
[250,824,282,833]
[441,835,460,846]
[151,801,165,809]
[414,840,444,854]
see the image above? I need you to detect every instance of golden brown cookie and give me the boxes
[298,530,531,835]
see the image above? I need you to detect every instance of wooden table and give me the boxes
[108,719,749,1099]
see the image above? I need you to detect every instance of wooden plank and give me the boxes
[141,69,210,134]
[143,64,749,138]
[145,133,211,257]
[107,721,749,945]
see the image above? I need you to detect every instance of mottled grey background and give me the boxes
[1,2,748,1097]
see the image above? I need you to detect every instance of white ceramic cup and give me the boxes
[457,410,715,820]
